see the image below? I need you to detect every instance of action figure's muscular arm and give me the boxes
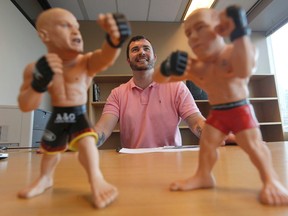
[18,63,43,112]
[217,6,257,78]
[18,53,63,111]
[86,13,130,76]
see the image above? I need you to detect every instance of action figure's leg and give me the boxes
[77,136,118,208]
[236,128,288,205]
[18,153,61,198]
[170,124,226,191]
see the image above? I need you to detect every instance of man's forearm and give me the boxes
[95,131,107,148]
[193,124,203,138]
[185,113,206,139]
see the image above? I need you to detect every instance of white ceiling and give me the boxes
[11,0,288,35]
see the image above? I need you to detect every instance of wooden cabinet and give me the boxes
[88,74,284,149]
[248,74,284,141]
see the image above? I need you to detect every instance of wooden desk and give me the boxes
[1,142,288,215]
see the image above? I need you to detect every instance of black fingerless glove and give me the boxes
[160,51,188,77]
[226,5,251,41]
[106,13,131,48]
[31,56,54,93]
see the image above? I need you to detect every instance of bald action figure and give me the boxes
[153,5,288,206]
[18,8,130,208]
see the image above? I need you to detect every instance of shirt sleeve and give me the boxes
[175,82,200,120]
[102,87,120,118]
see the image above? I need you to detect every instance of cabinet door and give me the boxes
[0,106,22,145]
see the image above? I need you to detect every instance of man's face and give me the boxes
[127,39,156,71]
[184,9,219,60]
[44,11,83,54]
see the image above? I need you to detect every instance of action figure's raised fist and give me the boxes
[226,5,251,41]
[160,51,188,77]
[98,13,131,48]
[109,13,131,48]
[31,54,62,93]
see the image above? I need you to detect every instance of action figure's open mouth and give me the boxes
[192,43,202,49]
[72,38,82,44]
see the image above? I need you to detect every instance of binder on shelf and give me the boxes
[93,83,100,101]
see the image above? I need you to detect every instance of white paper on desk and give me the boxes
[118,146,199,154]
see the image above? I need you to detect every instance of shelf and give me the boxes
[249,97,278,101]
[91,101,106,107]
[259,122,282,126]
[250,74,274,80]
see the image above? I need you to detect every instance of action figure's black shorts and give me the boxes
[40,105,98,154]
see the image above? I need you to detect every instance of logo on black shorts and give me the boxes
[55,113,76,123]
[43,130,56,142]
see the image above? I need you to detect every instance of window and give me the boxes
[268,23,288,137]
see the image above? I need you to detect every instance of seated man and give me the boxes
[95,35,235,148]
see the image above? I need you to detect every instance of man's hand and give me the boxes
[31,54,62,93]
[98,13,131,48]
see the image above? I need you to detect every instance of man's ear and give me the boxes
[127,58,130,64]
[38,29,50,42]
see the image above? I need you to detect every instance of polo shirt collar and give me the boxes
[130,78,157,90]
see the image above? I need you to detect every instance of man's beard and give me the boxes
[130,60,155,71]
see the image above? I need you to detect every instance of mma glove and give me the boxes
[226,5,251,41]
[106,13,131,48]
[160,51,188,77]
[31,56,54,93]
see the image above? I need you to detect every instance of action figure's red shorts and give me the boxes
[206,101,259,135]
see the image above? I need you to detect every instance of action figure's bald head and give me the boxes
[35,8,76,31]
[34,8,82,54]
[186,7,218,24]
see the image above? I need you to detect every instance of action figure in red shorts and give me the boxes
[153,5,288,205]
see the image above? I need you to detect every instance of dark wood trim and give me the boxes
[10,0,35,28]
[37,0,51,10]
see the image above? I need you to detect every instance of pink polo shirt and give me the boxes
[102,78,200,148]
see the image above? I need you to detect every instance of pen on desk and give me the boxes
[163,145,199,149]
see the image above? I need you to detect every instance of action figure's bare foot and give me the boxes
[18,176,53,198]
[170,174,216,191]
[259,180,288,205]
[91,178,118,208]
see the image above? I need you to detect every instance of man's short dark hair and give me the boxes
[126,35,155,59]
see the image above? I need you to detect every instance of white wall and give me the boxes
[251,32,271,74]
[0,1,50,109]
[0,1,49,147]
